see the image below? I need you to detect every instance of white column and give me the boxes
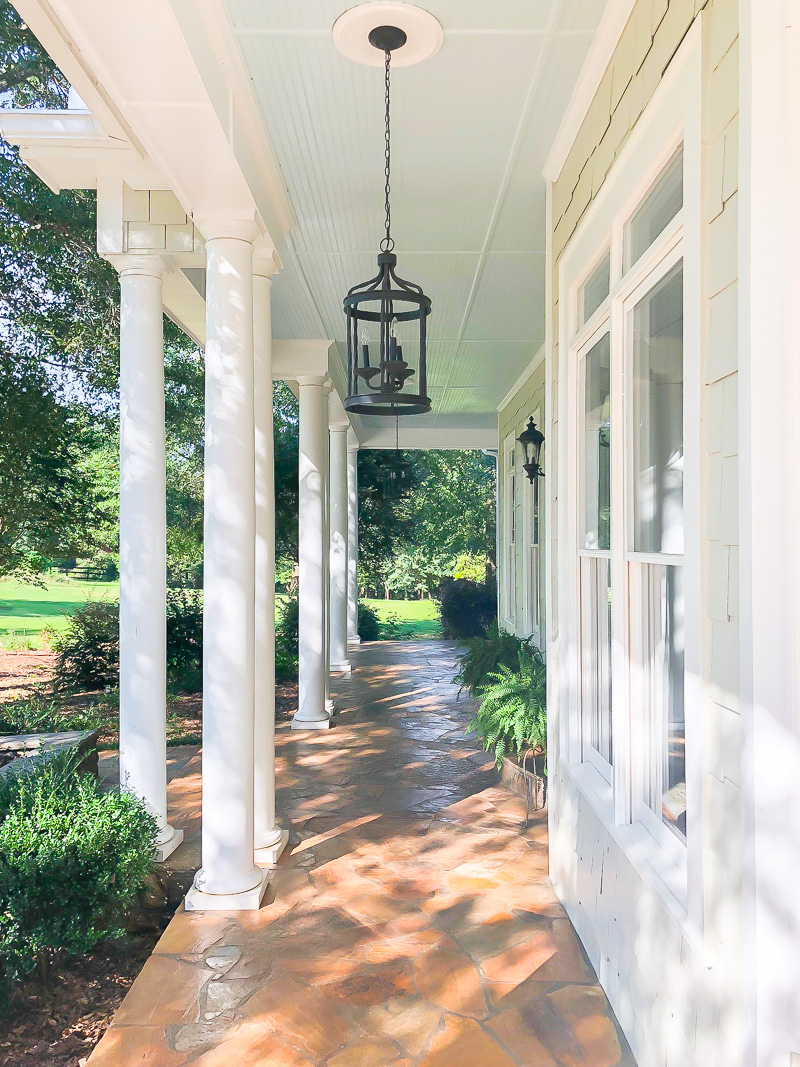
[187,223,267,910]
[252,263,288,866]
[347,433,361,646]
[117,256,182,864]
[323,398,335,713]
[329,422,351,673]
[292,375,331,729]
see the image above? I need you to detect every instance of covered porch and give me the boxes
[90,640,633,1067]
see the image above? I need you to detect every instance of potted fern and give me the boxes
[469,646,547,807]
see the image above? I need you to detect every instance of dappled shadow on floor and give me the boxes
[89,640,635,1067]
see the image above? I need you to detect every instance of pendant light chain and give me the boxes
[382,48,394,252]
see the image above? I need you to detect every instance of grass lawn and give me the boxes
[0,577,120,647]
[0,579,442,649]
[363,598,441,638]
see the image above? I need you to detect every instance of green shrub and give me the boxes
[275,597,299,681]
[0,753,156,999]
[166,589,203,691]
[0,694,101,737]
[49,600,118,692]
[357,601,382,642]
[437,577,496,640]
[454,623,532,696]
[50,593,204,693]
[469,646,547,768]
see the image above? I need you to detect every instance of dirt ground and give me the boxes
[0,928,168,1067]
[0,649,54,702]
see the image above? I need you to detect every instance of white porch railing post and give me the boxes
[347,433,361,646]
[329,422,351,672]
[252,261,288,865]
[292,375,332,729]
[117,255,182,863]
[187,221,267,910]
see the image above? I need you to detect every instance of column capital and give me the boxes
[111,253,169,280]
[253,250,280,279]
[296,374,328,388]
[196,214,260,244]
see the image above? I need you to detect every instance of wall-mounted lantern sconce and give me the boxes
[517,417,545,482]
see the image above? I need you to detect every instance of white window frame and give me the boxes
[503,434,517,628]
[576,324,613,784]
[555,21,703,942]
[522,405,544,647]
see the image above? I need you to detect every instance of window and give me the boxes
[630,262,684,556]
[525,411,544,645]
[627,258,686,843]
[624,146,683,271]
[564,137,696,873]
[578,251,611,327]
[504,444,516,623]
[558,26,701,920]
[581,333,611,551]
[578,332,612,775]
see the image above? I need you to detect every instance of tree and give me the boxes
[0,352,99,578]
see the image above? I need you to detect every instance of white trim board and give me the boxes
[543,0,638,183]
[497,344,546,414]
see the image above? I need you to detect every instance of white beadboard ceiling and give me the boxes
[224,0,608,432]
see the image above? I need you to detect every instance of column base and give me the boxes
[330,660,352,674]
[347,635,362,646]
[254,828,290,867]
[155,826,184,864]
[291,712,332,731]
[185,867,270,912]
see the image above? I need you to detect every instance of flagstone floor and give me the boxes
[89,640,635,1067]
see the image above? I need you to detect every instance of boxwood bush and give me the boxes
[50,593,204,693]
[0,753,156,1003]
[437,577,496,639]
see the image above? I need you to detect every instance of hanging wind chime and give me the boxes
[343,25,432,417]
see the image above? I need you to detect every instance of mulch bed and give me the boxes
[0,926,168,1067]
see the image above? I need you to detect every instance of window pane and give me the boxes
[625,146,683,270]
[580,556,612,764]
[579,252,610,325]
[582,333,611,551]
[631,261,684,555]
[638,564,685,839]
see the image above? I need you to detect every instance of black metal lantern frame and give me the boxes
[344,26,432,417]
[518,416,545,482]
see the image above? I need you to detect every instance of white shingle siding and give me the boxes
[526,3,744,1066]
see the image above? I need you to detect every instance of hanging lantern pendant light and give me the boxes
[344,26,432,417]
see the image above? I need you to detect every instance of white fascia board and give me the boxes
[273,339,334,381]
[543,0,638,183]
[168,0,293,245]
[11,0,132,145]
[497,344,546,414]
[0,109,161,192]
[358,425,499,451]
[14,0,281,252]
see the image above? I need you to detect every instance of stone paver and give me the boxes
[89,640,635,1066]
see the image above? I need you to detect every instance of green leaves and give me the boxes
[0,753,157,998]
[468,645,547,768]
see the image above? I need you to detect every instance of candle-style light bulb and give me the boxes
[389,316,398,360]
[360,327,370,367]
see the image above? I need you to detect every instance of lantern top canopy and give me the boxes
[341,12,434,418]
